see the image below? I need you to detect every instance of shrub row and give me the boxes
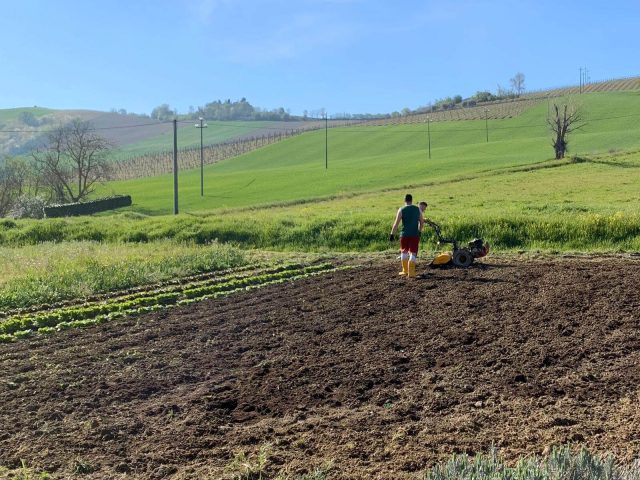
[44,195,132,218]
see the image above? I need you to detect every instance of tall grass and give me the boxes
[2,209,639,253]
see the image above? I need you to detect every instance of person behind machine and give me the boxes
[390,194,424,278]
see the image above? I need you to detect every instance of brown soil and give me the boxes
[1,257,639,479]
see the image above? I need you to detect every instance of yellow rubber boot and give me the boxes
[399,258,409,276]
[407,260,417,278]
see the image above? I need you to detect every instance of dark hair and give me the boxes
[404,194,413,202]
[419,201,428,207]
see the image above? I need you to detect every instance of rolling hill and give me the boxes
[2,75,638,160]
[95,90,640,216]
[0,108,170,155]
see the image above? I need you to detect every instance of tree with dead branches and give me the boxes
[32,119,112,203]
[510,72,526,96]
[547,103,585,159]
[0,157,31,216]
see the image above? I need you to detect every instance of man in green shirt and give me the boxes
[390,194,425,277]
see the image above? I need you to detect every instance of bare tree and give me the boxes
[32,119,112,203]
[0,157,30,216]
[510,72,526,96]
[547,103,585,159]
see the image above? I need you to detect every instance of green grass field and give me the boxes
[95,91,640,215]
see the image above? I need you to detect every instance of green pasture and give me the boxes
[96,91,640,215]
[7,148,638,251]
[109,120,288,158]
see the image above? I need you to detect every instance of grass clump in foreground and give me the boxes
[0,460,51,480]
[226,443,333,480]
[425,446,640,480]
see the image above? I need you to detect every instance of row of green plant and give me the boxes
[0,261,298,317]
[0,263,342,342]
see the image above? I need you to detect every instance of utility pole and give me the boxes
[585,67,590,86]
[173,118,178,215]
[195,117,208,196]
[546,94,550,121]
[579,67,583,94]
[426,117,431,159]
[484,109,489,143]
[325,113,328,169]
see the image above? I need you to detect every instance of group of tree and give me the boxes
[147,74,526,122]
[195,98,294,121]
[19,111,50,127]
[0,119,113,218]
[149,98,294,122]
[414,72,527,113]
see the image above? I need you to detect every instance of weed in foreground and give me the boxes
[227,444,271,480]
[0,460,51,480]
[225,444,332,480]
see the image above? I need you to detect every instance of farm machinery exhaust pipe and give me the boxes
[425,220,489,267]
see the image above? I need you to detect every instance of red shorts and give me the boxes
[400,236,420,254]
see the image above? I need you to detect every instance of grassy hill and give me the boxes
[94,91,640,216]
[0,108,170,156]
[109,120,324,158]
[3,76,637,159]
[3,90,638,250]
[0,107,308,158]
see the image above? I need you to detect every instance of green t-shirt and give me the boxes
[400,204,420,237]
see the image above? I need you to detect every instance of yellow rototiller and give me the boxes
[425,220,490,267]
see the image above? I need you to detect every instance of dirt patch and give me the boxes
[1,256,639,479]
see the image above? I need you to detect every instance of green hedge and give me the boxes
[44,195,132,217]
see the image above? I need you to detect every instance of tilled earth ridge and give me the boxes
[0,257,639,479]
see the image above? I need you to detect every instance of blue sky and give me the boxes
[1,0,638,116]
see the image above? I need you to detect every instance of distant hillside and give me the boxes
[95,90,640,216]
[363,76,640,126]
[525,75,640,98]
[0,107,330,160]
[109,120,334,160]
[2,75,638,157]
[0,108,169,156]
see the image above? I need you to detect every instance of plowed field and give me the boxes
[1,257,639,479]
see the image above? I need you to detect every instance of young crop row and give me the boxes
[0,261,300,319]
[0,262,346,343]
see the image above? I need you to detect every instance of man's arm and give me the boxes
[390,208,402,236]
[418,211,425,233]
